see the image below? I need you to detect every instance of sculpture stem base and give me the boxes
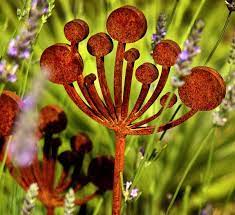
[46,207,54,215]
[112,133,126,215]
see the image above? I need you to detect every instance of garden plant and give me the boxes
[0,0,235,215]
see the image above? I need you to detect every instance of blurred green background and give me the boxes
[1,0,235,214]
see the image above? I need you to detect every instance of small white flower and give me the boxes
[125,181,132,191]
[123,181,140,201]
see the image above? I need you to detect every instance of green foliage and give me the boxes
[1,0,235,214]
[42,0,55,23]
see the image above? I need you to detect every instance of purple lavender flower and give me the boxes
[152,34,157,41]
[201,204,213,215]
[10,139,37,167]
[20,49,31,59]
[7,0,49,61]
[172,19,205,87]
[124,181,140,201]
[7,74,17,83]
[179,50,189,61]
[228,33,235,64]
[0,61,6,74]
[151,13,167,54]
[130,188,139,199]
[8,39,18,57]
[31,0,49,13]
[9,73,46,167]
[31,0,39,8]
[213,71,235,126]
[0,0,49,83]
[139,147,145,158]
[213,34,235,127]
[0,61,19,83]
[21,96,36,111]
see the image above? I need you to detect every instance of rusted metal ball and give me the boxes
[39,105,67,134]
[178,66,226,111]
[124,48,140,62]
[153,40,181,67]
[64,19,89,43]
[0,91,20,137]
[40,44,83,84]
[106,6,147,43]
[88,156,114,190]
[135,63,159,84]
[87,33,113,57]
[160,92,177,108]
[70,132,92,153]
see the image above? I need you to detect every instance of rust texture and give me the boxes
[0,100,114,215]
[178,66,226,111]
[0,91,20,138]
[40,5,226,215]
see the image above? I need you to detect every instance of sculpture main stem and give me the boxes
[46,207,54,215]
[112,133,126,215]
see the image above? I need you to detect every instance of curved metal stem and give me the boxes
[126,84,150,123]
[76,76,104,119]
[85,78,114,122]
[130,66,170,122]
[130,107,163,128]
[7,163,28,189]
[31,156,44,191]
[130,109,197,135]
[96,57,117,121]
[64,83,105,125]
[114,42,126,119]
[75,190,99,205]
[121,61,135,119]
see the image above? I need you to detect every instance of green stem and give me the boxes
[182,186,191,215]
[166,128,215,214]
[181,0,206,46]
[223,186,234,213]
[20,54,33,98]
[160,104,182,140]
[92,198,103,215]
[203,128,216,185]
[132,89,177,188]
[198,127,216,214]
[0,136,12,181]
[145,89,177,158]
[168,0,179,29]
[0,83,5,95]
[205,11,232,65]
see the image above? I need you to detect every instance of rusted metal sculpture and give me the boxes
[40,6,226,215]
[0,92,114,215]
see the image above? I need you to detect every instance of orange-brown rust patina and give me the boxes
[0,96,114,215]
[40,5,226,215]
